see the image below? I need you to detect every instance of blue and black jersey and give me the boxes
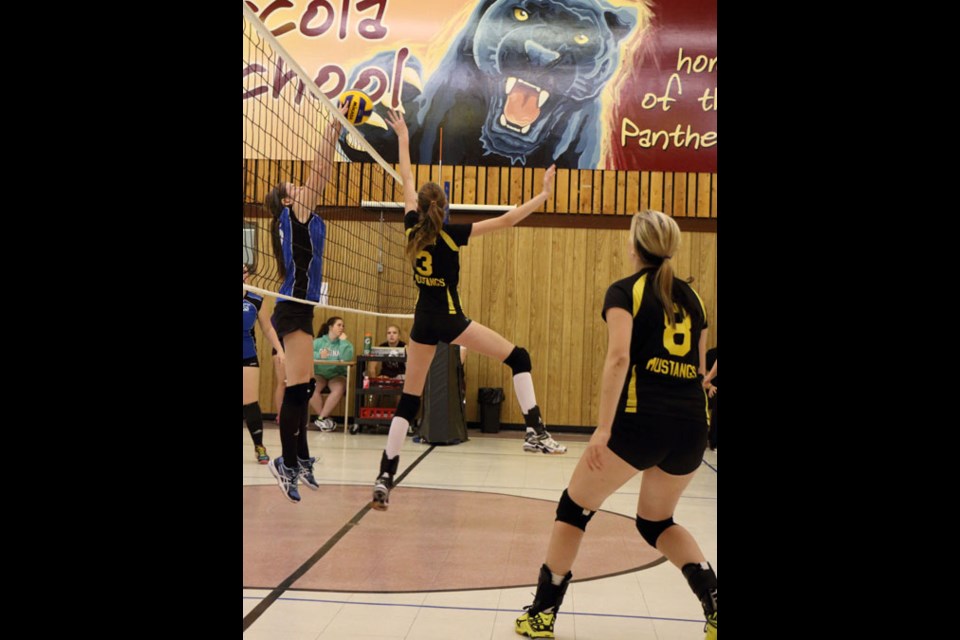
[602,268,708,421]
[276,207,326,302]
[242,291,263,359]
[405,210,472,315]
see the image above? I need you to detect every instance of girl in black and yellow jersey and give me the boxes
[516,210,717,640]
[370,110,567,511]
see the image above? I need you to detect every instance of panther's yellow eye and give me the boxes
[574,34,589,45]
[514,8,529,21]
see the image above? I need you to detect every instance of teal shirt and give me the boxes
[313,335,355,378]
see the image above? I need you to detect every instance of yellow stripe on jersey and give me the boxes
[447,287,456,314]
[439,230,460,252]
[689,285,707,319]
[405,228,413,238]
[703,388,711,424]
[632,273,648,317]
[625,364,638,413]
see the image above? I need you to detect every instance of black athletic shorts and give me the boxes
[271,300,314,339]
[410,311,472,346]
[607,412,708,475]
[242,355,259,368]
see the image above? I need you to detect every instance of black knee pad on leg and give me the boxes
[503,346,532,374]
[307,378,317,397]
[636,515,675,548]
[395,393,421,422]
[555,489,595,531]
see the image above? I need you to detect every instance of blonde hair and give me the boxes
[630,210,682,328]
[406,182,447,266]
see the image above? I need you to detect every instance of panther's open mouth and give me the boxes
[500,77,550,135]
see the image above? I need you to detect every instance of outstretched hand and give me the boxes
[542,164,556,197]
[386,109,408,139]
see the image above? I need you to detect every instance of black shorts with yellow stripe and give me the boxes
[410,311,472,346]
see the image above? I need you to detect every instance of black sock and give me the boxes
[524,406,544,434]
[379,450,399,477]
[242,402,264,447]
[529,564,572,615]
[681,562,717,617]
[280,383,311,468]
[298,395,311,460]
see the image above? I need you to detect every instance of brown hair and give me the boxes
[405,182,447,267]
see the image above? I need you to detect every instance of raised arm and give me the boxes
[471,165,555,238]
[297,103,348,212]
[386,110,417,213]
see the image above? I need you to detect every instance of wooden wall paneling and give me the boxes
[579,227,598,426]
[649,171,663,212]
[556,230,574,421]
[526,227,552,427]
[553,168,569,214]
[710,174,717,217]
[463,166,477,206]
[545,228,567,425]
[663,171,674,215]
[697,172,711,218]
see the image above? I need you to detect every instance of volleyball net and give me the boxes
[242,2,416,317]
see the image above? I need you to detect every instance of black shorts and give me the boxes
[242,355,259,368]
[410,311,472,345]
[607,412,708,475]
[271,300,314,339]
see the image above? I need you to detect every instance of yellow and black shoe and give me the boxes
[704,611,717,639]
[515,610,556,638]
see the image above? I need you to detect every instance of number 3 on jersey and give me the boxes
[415,251,433,276]
[663,306,693,356]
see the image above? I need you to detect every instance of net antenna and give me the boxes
[243,1,415,318]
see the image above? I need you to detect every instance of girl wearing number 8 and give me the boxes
[516,210,717,640]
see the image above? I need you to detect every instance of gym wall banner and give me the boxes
[243,0,716,172]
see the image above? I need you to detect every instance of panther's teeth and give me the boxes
[505,77,517,93]
[500,114,508,127]
[520,124,531,134]
[517,78,541,92]
[538,90,550,107]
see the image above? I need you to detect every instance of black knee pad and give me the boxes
[284,382,312,405]
[307,378,317,396]
[503,346,532,375]
[395,393,421,422]
[636,515,675,548]
[555,489,595,531]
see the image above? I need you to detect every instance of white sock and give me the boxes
[550,571,565,586]
[513,372,537,413]
[385,416,409,460]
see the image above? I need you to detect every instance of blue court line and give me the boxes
[701,458,717,473]
[241,595,703,624]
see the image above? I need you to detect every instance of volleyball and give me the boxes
[338,90,374,125]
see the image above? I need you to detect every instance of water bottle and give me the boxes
[363,332,372,355]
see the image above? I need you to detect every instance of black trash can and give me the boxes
[478,387,505,433]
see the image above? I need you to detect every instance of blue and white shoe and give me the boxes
[298,456,320,490]
[269,456,301,503]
